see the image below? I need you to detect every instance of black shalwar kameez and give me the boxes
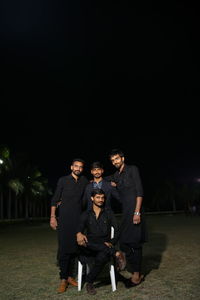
[111,164,148,272]
[51,174,88,279]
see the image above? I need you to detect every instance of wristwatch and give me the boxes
[134,212,141,216]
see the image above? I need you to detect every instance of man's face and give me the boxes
[91,167,104,178]
[71,161,84,176]
[91,193,105,207]
[110,154,124,169]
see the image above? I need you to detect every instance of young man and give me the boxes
[50,158,88,293]
[82,161,120,211]
[77,188,126,295]
[108,149,147,288]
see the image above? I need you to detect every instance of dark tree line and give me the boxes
[146,179,200,214]
[0,145,52,220]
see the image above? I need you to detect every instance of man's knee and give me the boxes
[96,250,110,265]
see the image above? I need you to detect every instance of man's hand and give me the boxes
[110,181,117,187]
[104,242,113,248]
[77,232,88,246]
[133,214,141,225]
[50,216,57,230]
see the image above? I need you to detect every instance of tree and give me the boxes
[0,145,51,219]
[0,145,12,219]
[8,179,24,219]
[151,179,178,211]
[19,165,51,219]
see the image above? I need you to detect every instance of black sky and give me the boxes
[1,1,200,99]
[1,1,200,194]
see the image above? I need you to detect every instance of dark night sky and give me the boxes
[1,1,200,196]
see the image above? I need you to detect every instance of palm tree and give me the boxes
[31,177,52,217]
[0,145,11,173]
[0,185,4,219]
[0,145,12,219]
[8,179,24,219]
[18,165,51,219]
[0,145,52,219]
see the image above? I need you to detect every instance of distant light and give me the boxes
[196,178,200,183]
[0,159,3,164]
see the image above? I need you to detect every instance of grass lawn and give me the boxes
[0,214,200,300]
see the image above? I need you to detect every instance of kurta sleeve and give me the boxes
[131,166,144,197]
[104,174,115,182]
[77,211,88,233]
[81,184,90,211]
[51,177,64,207]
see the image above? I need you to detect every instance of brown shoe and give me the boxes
[67,276,78,287]
[86,283,97,295]
[57,279,68,293]
[115,251,126,271]
[125,274,145,288]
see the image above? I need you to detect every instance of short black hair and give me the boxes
[90,161,104,170]
[71,158,85,165]
[91,188,106,197]
[109,148,124,159]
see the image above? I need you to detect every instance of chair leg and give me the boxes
[86,264,90,274]
[78,261,83,291]
[110,264,117,292]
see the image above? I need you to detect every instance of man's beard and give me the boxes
[94,174,101,178]
[114,163,121,169]
[94,202,104,208]
[73,170,81,176]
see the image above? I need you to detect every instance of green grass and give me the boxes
[0,214,200,300]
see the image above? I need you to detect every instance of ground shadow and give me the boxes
[141,232,168,276]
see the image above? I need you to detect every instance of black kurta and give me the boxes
[78,208,120,245]
[51,174,88,253]
[111,164,148,247]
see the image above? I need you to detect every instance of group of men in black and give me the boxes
[50,149,148,295]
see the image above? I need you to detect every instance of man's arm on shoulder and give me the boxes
[104,174,114,182]
[104,175,117,187]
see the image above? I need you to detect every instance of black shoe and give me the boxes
[86,283,97,295]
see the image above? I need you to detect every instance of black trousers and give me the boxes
[120,243,142,273]
[58,251,76,280]
[57,228,77,280]
[79,241,116,284]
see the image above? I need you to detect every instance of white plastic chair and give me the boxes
[78,226,117,292]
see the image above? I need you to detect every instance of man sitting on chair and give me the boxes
[76,188,126,295]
